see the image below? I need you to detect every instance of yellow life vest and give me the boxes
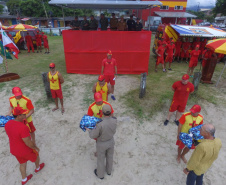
[49,71,60,90]
[90,101,111,118]
[96,82,108,101]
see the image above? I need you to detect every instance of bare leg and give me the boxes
[52,98,59,111]
[187,68,190,75]
[155,64,158,72]
[111,85,114,94]
[60,98,64,113]
[190,67,195,76]
[177,147,182,163]
[175,111,182,121]
[166,111,174,121]
[169,62,171,68]
[20,162,27,179]
[181,147,190,163]
[30,132,36,144]
[35,155,40,169]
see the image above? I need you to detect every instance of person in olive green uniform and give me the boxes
[110,13,118,31]
[117,16,127,31]
[100,13,108,31]
[70,16,80,30]
[89,15,98,30]
[81,15,89,30]
[86,104,117,180]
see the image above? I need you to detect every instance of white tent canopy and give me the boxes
[49,0,162,9]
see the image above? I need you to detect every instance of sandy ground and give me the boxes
[0,74,225,185]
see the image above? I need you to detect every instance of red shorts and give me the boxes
[44,42,49,49]
[51,89,63,99]
[169,100,186,112]
[181,51,189,58]
[189,60,198,68]
[36,41,41,46]
[27,121,36,133]
[174,49,181,57]
[165,55,173,63]
[104,75,115,85]
[156,57,164,65]
[15,149,38,164]
[176,140,195,150]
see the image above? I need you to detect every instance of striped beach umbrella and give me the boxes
[206,39,226,54]
[0,25,7,30]
[7,24,36,30]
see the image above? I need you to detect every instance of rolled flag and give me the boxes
[0,115,14,127]
[80,115,102,132]
[189,125,204,140]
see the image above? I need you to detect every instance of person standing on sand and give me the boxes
[47,63,65,113]
[176,105,203,164]
[183,124,221,185]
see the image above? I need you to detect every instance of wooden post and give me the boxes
[41,72,52,98]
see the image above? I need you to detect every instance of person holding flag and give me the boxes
[25,32,34,53]
[41,32,49,54]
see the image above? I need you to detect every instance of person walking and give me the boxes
[183,123,222,185]
[164,74,194,126]
[86,104,117,180]
[5,107,45,185]
[25,32,34,53]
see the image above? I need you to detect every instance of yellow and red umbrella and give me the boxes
[0,25,7,30]
[7,24,36,30]
[206,39,226,54]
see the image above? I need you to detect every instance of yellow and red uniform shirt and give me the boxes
[96,82,109,101]
[87,101,114,118]
[179,112,203,133]
[49,71,61,90]
[9,95,34,123]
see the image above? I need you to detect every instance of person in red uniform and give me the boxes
[101,50,117,100]
[187,45,201,77]
[158,37,164,47]
[201,48,214,68]
[5,107,45,185]
[167,37,173,44]
[25,32,34,53]
[217,53,225,63]
[165,40,175,70]
[192,37,201,50]
[155,41,167,72]
[174,37,182,63]
[164,74,194,126]
[35,31,42,53]
[41,32,49,54]
[200,38,207,54]
[181,37,191,63]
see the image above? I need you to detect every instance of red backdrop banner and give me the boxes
[62,30,152,74]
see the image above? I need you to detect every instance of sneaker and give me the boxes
[44,52,47,54]
[37,51,39,53]
[174,120,179,126]
[164,119,169,126]
[168,68,172,70]
[190,75,194,78]
[47,52,50,54]
[94,169,104,180]
[155,69,158,72]
[35,163,45,173]
[111,94,116,100]
[22,174,33,185]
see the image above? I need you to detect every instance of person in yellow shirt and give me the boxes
[176,104,203,164]
[92,75,111,101]
[47,63,65,113]
[183,124,222,185]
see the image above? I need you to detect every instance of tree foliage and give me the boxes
[213,0,226,16]
[0,5,4,14]
[187,10,205,20]
[7,0,93,17]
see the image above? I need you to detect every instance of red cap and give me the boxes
[94,92,103,102]
[12,87,22,96]
[107,50,112,55]
[37,31,39,33]
[41,32,44,34]
[98,75,105,81]
[171,40,175,43]
[162,41,167,45]
[12,107,29,116]
[190,104,201,113]
[196,45,200,48]
[182,74,189,80]
[49,63,55,68]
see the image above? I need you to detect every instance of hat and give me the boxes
[162,41,167,45]
[190,105,201,113]
[37,31,39,33]
[182,74,189,80]
[41,32,44,34]
[94,92,103,102]
[49,63,55,68]
[171,40,175,43]
[102,104,112,114]
[98,75,105,81]
[196,45,200,48]
[12,107,29,116]
[107,50,112,55]
[12,87,22,96]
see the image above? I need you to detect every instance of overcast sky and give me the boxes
[187,0,216,7]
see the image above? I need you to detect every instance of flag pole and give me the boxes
[4,48,8,73]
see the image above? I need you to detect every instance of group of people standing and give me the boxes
[70,13,143,31]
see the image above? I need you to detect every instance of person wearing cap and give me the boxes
[165,39,176,70]
[86,104,117,180]
[92,75,112,101]
[183,124,222,185]
[192,37,201,50]
[100,13,108,31]
[127,15,136,31]
[176,104,203,164]
[155,41,167,72]
[101,50,117,100]
[117,16,127,31]
[181,37,191,63]
[135,18,143,31]
[187,45,201,78]
[81,16,89,30]
[110,13,118,31]
[201,47,214,69]
[200,38,208,54]
[25,32,34,53]
[5,107,45,185]
[217,53,225,63]
[87,92,114,119]
[35,31,42,53]
[89,15,98,30]
[167,37,173,45]
[47,63,65,113]
[164,74,194,126]
[174,37,182,63]
[70,16,80,30]
[7,87,36,143]
[41,32,49,54]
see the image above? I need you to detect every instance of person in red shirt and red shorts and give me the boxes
[101,50,117,100]
[187,45,201,77]
[25,32,34,53]
[181,37,191,63]
[5,107,45,185]
[155,41,167,72]
[164,74,194,126]
[41,32,49,54]
[35,31,42,53]
[165,40,175,70]
[174,37,182,63]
